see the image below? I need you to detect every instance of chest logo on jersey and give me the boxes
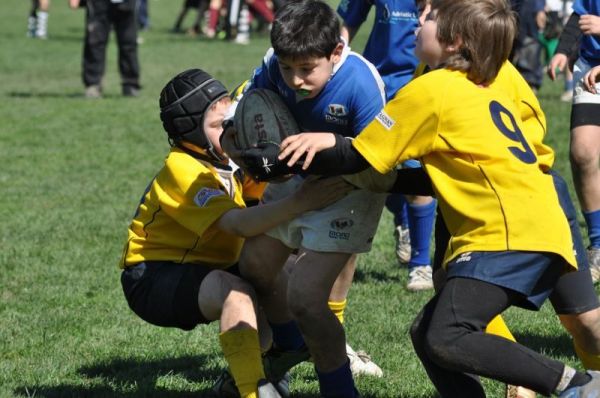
[194,188,225,207]
[379,4,417,24]
[325,104,349,126]
[375,110,395,130]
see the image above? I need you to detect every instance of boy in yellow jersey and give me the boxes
[414,0,600,389]
[271,0,600,395]
[119,69,350,398]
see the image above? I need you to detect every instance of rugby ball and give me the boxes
[233,89,300,151]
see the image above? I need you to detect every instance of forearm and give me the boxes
[217,196,305,237]
[556,13,582,57]
[301,134,371,175]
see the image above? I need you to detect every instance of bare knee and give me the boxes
[287,281,327,323]
[239,248,277,293]
[560,309,600,345]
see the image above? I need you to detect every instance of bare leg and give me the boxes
[570,125,600,213]
[288,249,351,372]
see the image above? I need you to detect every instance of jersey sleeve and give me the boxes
[352,76,440,174]
[337,0,372,28]
[572,0,588,15]
[352,86,386,134]
[156,157,240,238]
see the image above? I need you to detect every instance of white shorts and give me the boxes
[262,176,387,253]
[573,57,600,105]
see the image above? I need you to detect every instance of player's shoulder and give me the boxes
[334,51,385,98]
[163,148,217,188]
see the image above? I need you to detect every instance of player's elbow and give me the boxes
[216,210,253,237]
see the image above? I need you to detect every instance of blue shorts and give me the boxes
[446,251,566,310]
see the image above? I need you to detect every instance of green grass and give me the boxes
[0,0,595,397]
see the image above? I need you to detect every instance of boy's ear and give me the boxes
[446,34,463,54]
[331,42,344,63]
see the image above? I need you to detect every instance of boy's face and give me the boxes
[415,8,452,69]
[203,96,232,155]
[277,43,343,99]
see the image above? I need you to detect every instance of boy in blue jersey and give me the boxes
[338,0,437,291]
[548,0,600,283]
[223,1,387,396]
[269,0,600,395]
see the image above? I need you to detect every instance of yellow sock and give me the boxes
[574,340,600,370]
[328,299,347,324]
[219,328,265,398]
[485,315,516,342]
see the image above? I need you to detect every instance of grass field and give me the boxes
[0,1,595,397]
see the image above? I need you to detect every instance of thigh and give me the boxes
[112,6,137,41]
[287,249,351,303]
[429,277,517,336]
[86,1,110,44]
[550,267,600,314]
[239,234,293,283]
[571,123,600,159]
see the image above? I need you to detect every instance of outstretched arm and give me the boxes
[216,176,352,237]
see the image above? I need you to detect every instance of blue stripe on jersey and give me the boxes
[250,47,385,137]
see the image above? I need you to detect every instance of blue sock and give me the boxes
[407,199,437,268]
[269,321,305,351]
[565,78,574,91]
[400,199,409,228]
[316,360,358,398]
[385,194,408,228]
[584,209,600,248]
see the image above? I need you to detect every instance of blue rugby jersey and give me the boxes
[573,0,600,63]
[337,0,419,100]
[249,45,386,137]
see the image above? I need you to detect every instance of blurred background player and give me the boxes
[338,0,436,291]
[171,0,208,35]
[27,0,50,39]
[120,68,349,398]
[548,0,600,282]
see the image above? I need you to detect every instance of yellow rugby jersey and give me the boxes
[120,147,248,269]
[353,69,576,268]
[412,61,554,170]
[491,62,554,170]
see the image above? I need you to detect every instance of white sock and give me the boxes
[555,365,577,394]
[36,11,48,38]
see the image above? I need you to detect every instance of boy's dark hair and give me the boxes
[271,0,341,60]
[434,0,516,85]
[159,69,228,158]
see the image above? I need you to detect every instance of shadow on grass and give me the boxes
[7,91,128,99]
[353,267,402,284]
[14,355,227,397]
[13,353,437,397]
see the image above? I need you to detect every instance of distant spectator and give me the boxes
[70,0,141,98]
